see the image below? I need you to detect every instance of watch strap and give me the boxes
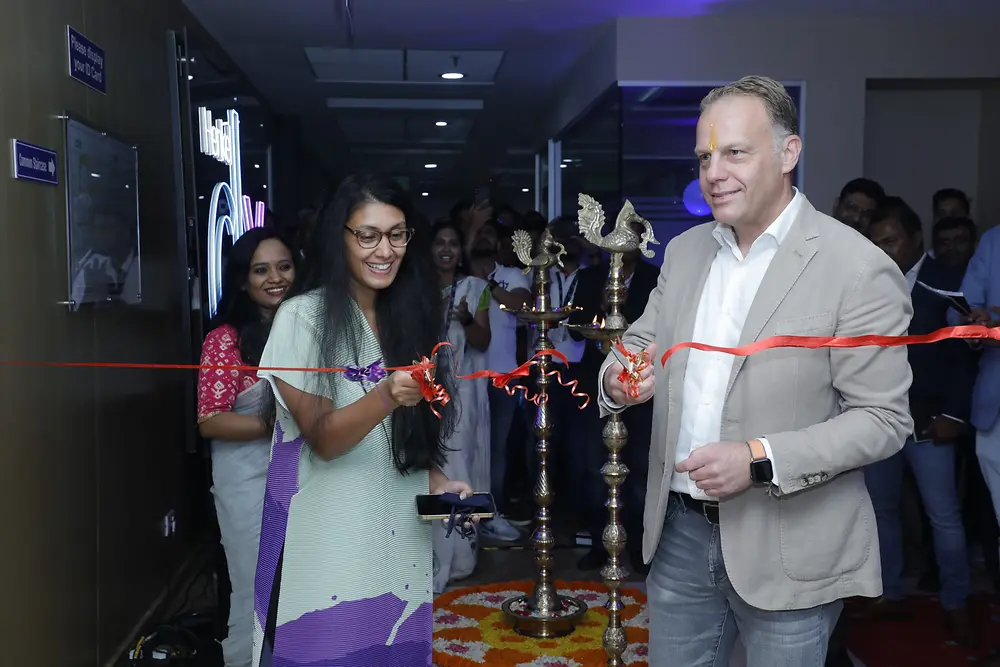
[747,438,767,462]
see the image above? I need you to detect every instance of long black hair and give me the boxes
[212,226,298,366]
[293,173,455,473]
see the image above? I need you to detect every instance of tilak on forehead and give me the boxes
[708,123,718,152]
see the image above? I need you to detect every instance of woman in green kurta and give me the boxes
[251,174,472,667]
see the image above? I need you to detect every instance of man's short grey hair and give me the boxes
[701,76,799,149]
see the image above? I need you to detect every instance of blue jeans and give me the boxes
[647,494,841,667]
[488,384,519,506]
[864,437,970,610]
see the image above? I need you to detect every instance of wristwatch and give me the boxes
[747,438,773,484]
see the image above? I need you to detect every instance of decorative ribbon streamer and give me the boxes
[542,368,591,409]
[614,341,651,399]
[655,324,1000,368]
[343,361,386,384]
[458,349,587,408]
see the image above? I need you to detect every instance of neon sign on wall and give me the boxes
[199,107,265,317]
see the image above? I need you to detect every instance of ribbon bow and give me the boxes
[399,342,452,418]
[343,361,387,384]
[440,492,491,540]
[615,341,651,400]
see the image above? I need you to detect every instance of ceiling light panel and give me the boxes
[306,48,503,85]
[326,98,483,110]
[408,50,502,83]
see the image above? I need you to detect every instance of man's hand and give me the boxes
[980,305,999,347]
[924,415,965,444]
[603,343,658,406]
[676,441,753,499]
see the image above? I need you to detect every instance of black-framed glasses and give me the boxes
[344,226,414,249]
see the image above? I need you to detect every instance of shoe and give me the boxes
[944,608,979,648]
[479,515,522,542]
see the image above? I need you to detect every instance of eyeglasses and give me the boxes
[344,226,414,249]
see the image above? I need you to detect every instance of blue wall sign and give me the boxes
[11,140,59,186]
[66,26,106,94]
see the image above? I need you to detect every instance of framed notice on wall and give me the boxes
[63,117,141,311]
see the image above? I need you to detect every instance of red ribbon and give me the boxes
[543,368,591,409]
[394,342,452,418]
[5,325,997,418]
[614,341,652,399]
[457,349,588,408]
[656,324,999,367]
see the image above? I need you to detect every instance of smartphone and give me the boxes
[473,186,490,210]
[415,492,496,521]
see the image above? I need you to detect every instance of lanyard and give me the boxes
[554,270,578,308]
[441,277,459,339]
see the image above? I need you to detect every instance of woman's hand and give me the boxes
[431,478,480,532]
[452,296,473,325]
[431,478,474,497]
[382,371,423,408]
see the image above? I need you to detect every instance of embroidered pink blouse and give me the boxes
[197,324,260,421]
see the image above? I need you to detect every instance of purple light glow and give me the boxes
[683,179,711,217]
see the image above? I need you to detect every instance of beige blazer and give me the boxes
[598,196,913,611]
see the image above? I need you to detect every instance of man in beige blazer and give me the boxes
[599,76,913,666]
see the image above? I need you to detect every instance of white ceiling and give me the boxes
[182,0,1000,200]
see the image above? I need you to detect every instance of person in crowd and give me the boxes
[252,174,473,666]
[958,225,1000,552]
[825,174,883,667]
[567,217,659,574]
[866,198,977,645]
[933,187,971,223]
[932,215,977,269]
[429,220,493,590]
[954,222,1000,664]
[832,177,885,234]
[196,227,297,667]
[468,220,531,539]
[600,76,912,665]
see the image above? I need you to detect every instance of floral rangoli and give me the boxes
[433,580,649,667]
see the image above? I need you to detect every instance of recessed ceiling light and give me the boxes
[435,121,448,127]
[422,192,429,197]
[440,72,464,80]
[188,75,194,81]
[522,188,529,192]
[559,163,567,168]
[263,184,267,189]
[424,163,437,169]
[562,158,571,163]
[254,163,260,169]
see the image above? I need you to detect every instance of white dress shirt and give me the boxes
[602,191,803,499]
[670,192,804,498]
